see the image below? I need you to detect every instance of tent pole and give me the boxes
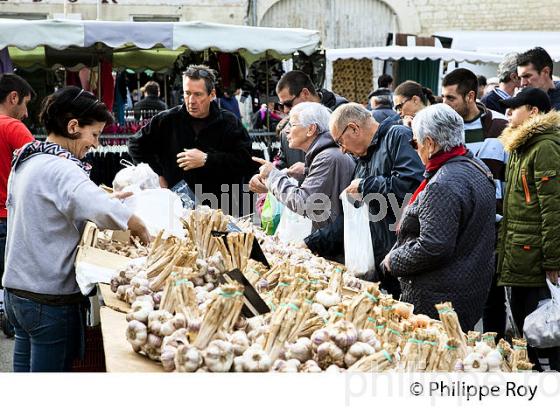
[265,52,270,131]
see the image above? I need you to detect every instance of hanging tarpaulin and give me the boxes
[113,48,187,73]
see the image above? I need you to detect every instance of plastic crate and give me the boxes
[71,325,106,372]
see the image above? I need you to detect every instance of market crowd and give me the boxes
[0,46,559,372]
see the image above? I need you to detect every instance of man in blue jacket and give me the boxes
[303,103,424,298]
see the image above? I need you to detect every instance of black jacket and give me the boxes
[128,101,255,205]
[304,121,424,285]
[319,88,348,111]
[388,152,496,331]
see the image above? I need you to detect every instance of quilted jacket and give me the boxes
[388,151,496,330]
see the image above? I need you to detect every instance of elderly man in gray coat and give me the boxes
[251,102,355,231]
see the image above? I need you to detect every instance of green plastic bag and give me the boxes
[261,192,283,235]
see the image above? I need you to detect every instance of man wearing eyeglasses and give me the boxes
[274,71,348,180]
[304,103,423,296]
[128,65,254,213]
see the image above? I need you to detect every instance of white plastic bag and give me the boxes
[523,279,560,348]
[276,206,312,244]
[123,188,185,238]
[341,193,375,276]
[113,160,160,192]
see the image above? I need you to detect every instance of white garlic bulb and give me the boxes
[175,345,203,372]
[230,330,250,356]
[148,310,174,336]
[311,328,330,348]
[344,342,376,367]
[126,300,153,324]
[160,346,177,372]
[300,360,322,373]
[316,341,345,369]
[232,356,245,372]
[463,353,488,372]
[285,338,312,363]
[204,340,234,372]
[126,320,148,352]
[486,350,502,372]
[241,345,272,372]
[315,290,341,308]
[474,341,492,357]
[311,303,329,320]
[331,321,358,350]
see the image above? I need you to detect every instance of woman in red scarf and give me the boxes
[382,104,496,331]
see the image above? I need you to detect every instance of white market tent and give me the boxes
[0,19,322,70]
[434,31,560,62]
[326,45,502,64]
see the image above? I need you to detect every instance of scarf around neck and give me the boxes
[408,145,467,206]
[12,140,92,175]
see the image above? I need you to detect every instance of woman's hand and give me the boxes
[127,214,151,245]
[546,270,559,285]
[110,191,133,201]
[382,253,392,272]
[249,174,268,193]
[344,178,363,200]
[252,157,275,179]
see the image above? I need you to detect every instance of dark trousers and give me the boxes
[4,290,84,372]
[510,285,560,371]
[483,272,506,342]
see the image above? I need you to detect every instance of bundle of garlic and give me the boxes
[435,302,467,357]
[212,231,254,272]
[314,268,343,308]
[481,332,497,348]
[510,338,529,371]
[348,346,396,372]
[97,235,149,258]
[193,283,245,349]
[435,338,461,371]
[346,283,381,329]
[148,247,199,292]
[264,299,308,360]
[111,263,145,292]
[183,207,231,259]
[467,331,481,347]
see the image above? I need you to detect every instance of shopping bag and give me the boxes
[523,279,560,348]
[276,206,312,243]
[113,160,160,192]
[123,188,185,238]
[341,193,375,276]
[261,192,283,235]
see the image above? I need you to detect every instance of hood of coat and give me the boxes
[499,110,560,152]
[304,129,338,167]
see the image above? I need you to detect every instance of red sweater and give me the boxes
[0,115,34,218]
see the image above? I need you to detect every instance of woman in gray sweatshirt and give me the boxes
[2,87,149,372]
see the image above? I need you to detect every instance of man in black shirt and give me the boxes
[128,65,254,214]
[133,81,167,119]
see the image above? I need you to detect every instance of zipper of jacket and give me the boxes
[521,168,531,204]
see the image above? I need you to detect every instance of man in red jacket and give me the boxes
[0,73,35,338]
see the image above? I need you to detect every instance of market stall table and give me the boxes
[100,306,162,372]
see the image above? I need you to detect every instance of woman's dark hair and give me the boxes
[393,80,436,106]
[39,86,113,139]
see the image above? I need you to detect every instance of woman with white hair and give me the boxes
[382,104,496,331]
[251,102,355,230]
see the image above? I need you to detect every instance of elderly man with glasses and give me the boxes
[128,64,254,214]
[304,103,423,296]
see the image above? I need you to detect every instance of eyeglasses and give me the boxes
[279,90,302,110]
[288,122,303,128]
[394,98,411,113]
[184,68,213,79]
[334,123,351,147]
[409,138,419,150]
